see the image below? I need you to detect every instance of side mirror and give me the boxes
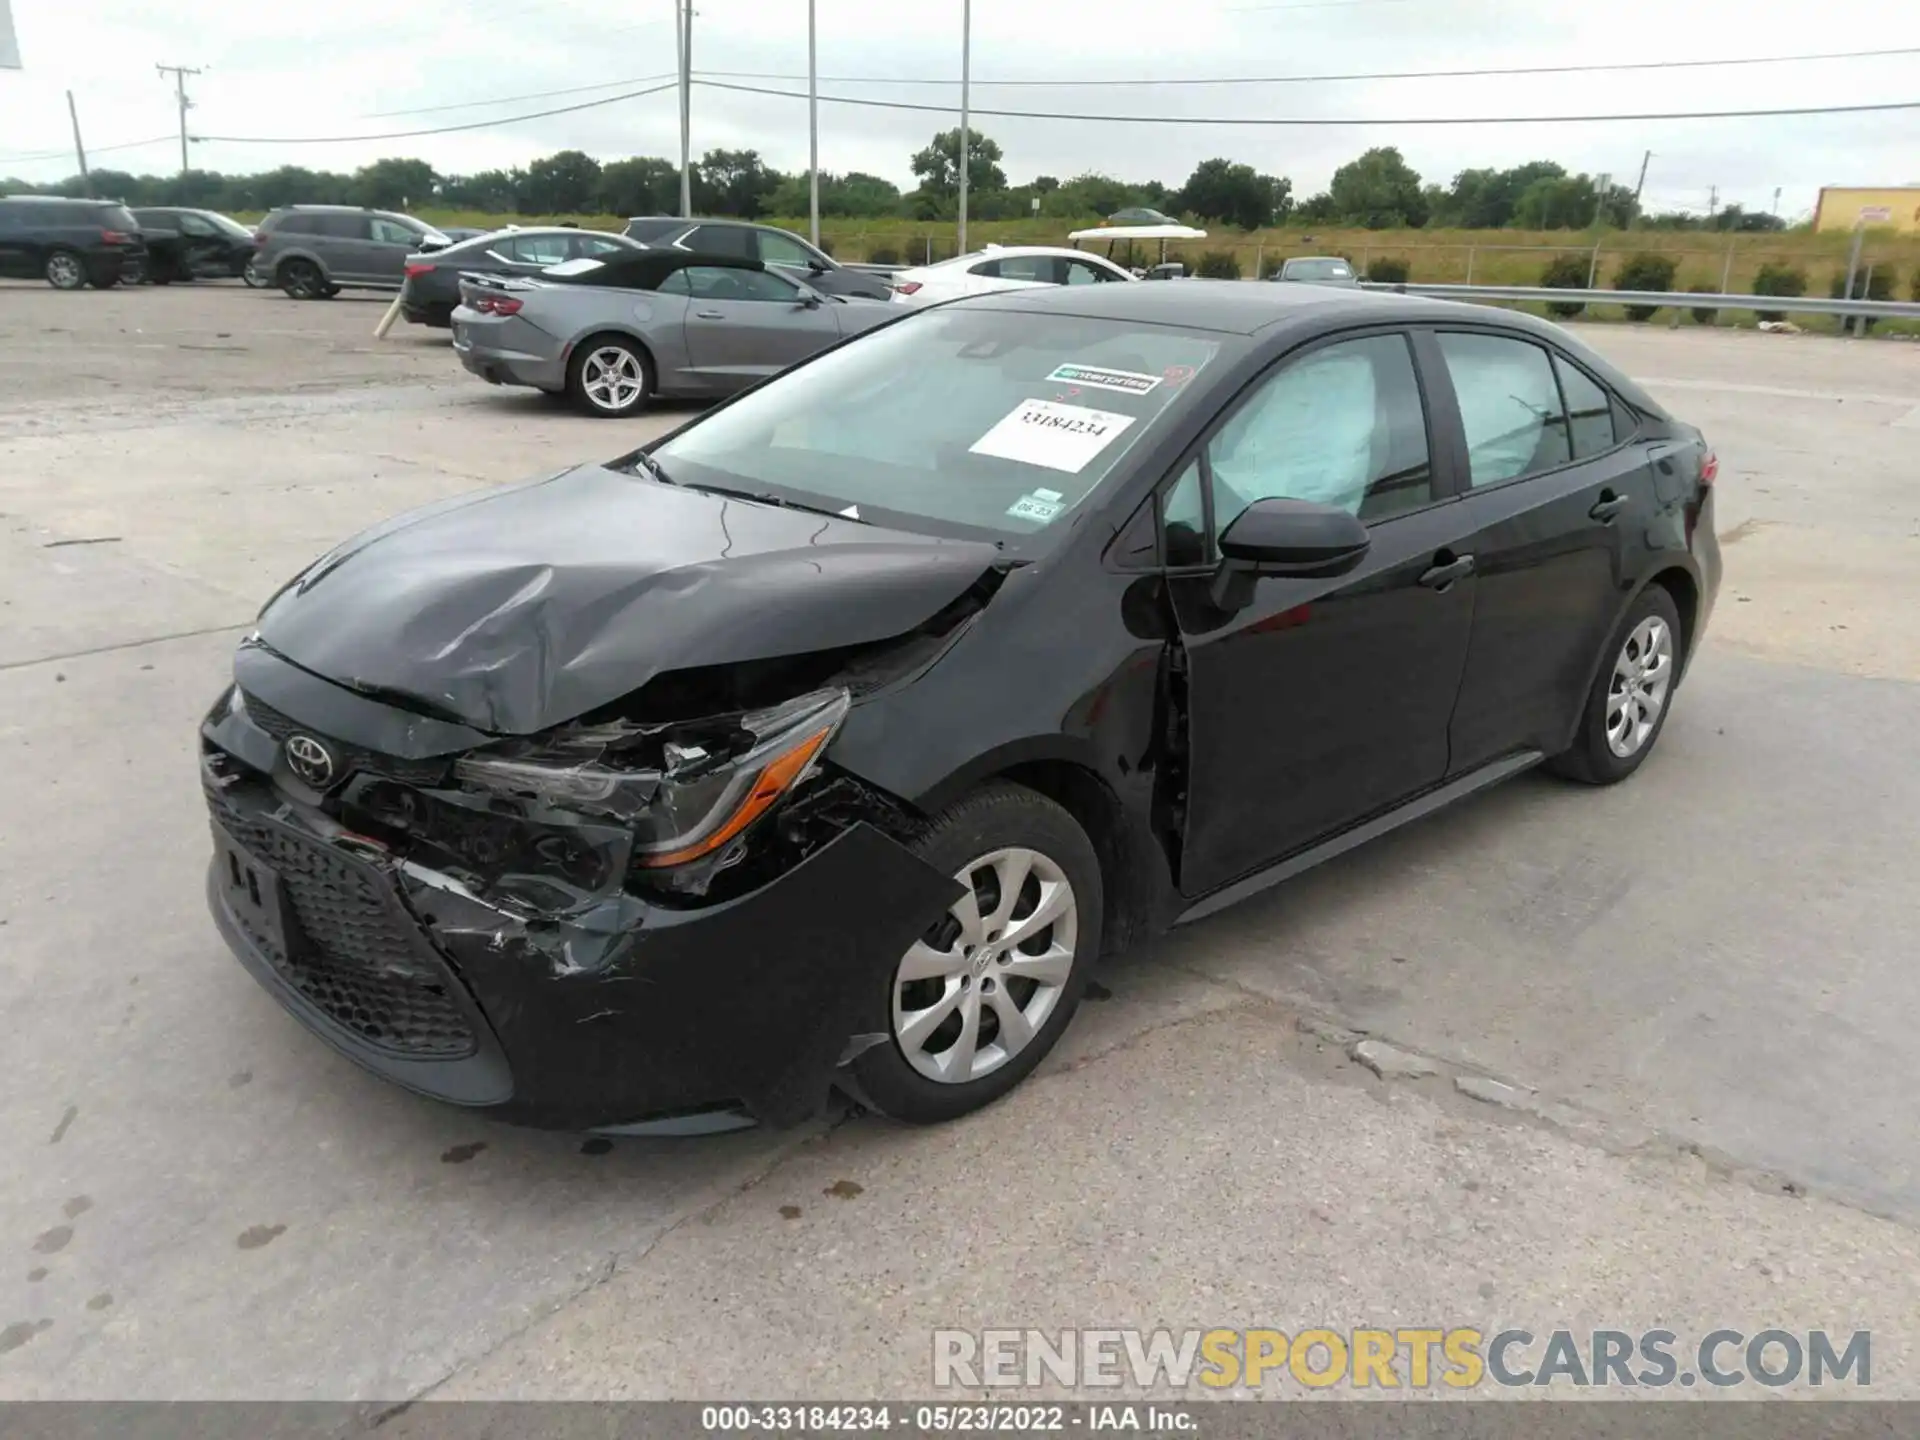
[807,259,829,273]
[792,284,824,308]
[1210,498,1370,610]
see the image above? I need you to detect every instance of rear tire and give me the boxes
[566,336,652,418]
[1546,585,1684,786]
[849,782,1102,1125]
[278,258,327,300]
[44,249,87,290]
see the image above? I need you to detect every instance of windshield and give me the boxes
[649,309,1231,546]
[1287,259,1353,280]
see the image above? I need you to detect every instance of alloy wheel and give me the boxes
[46,252,85,289]
[1606,615,1674,758]
[890,847,1078,1085]
[581,347,644,412]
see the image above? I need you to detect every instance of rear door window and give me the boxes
[503,232,574,266]
[682,224,755,260]
[316,213,372,240]
[1435,332,1572,486]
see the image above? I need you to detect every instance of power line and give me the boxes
[1227,0,1417,9]
[195,81,679,145]
[0,134,176,165]
[696,44,1920,89]
[695,78,1920,126]
[362,72,677,119]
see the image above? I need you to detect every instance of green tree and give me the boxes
[347,157,437,210]
[909,127,1007,199]
[597,156,679,217]
[692,148,780,217]
[1326,147,1428,228]
[520,150,603,214]
[1176,158,1291,230]
[439,168,524,212]
[1435,161,1565,228]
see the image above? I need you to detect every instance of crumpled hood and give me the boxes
[255,463,1001,734]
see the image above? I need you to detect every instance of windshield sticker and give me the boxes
[1033,487,1064,502]
[969,399,1137,474]
[1046,363,1162,397]
[1162,364,1196,386]
[1007,493,1065,524]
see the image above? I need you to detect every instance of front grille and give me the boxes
[214,801,478,1059]
[241,691,451,788]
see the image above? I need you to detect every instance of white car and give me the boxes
[888,245,1138,304]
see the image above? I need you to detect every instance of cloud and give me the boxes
[1,0,1909,219]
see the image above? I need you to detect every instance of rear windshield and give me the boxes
[649,309,1233,547]
[1287,259,1353,280]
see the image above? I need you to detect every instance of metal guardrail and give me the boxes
[1357,281,1920,321]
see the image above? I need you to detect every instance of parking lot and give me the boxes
[3,279,1919,1401]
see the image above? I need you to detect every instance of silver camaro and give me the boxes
[451,250,899,418]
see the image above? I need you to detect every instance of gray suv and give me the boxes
[254,205,450,299]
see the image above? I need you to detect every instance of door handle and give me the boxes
[1589,491,1629,522]
[694,309,725,319]
[1417,554,1474,590]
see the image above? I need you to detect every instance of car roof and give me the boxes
[948,280,1671,414]
[544,249,763,289]
[951,277,1413,334]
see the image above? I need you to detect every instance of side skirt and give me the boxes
[1174,749,1544,927]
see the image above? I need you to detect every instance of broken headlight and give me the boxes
[452,688,850,869]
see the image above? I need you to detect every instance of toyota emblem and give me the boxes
[285,733,337,789]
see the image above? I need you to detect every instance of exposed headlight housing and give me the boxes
[453,688,850,870]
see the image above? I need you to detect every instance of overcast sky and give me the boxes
[2,0,1915,218]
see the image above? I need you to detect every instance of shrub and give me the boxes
[866,245,900,266]
[1195,249,1243,280]
[1688,285,1716,326]
[1751,262,1807,323]
[1830,266,1895,332]
[1912,268,1920,304]
[1612,253,1679,321]
[1365,256,1410,284]
[1540,254,1590,317]
[1262,255,1286,279]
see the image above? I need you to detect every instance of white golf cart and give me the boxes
[1067,219,1209,280]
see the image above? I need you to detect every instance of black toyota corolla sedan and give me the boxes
[201,281,1720,1133]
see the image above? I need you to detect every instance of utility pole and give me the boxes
[1706,185,1718,225]
[1770,185,1782,221]
[683,0,698,216]
[957,0,971,254]
[807,0,819,246]
[155,63,201,176]
[1592,172,1611,230]
[1631,149,1652,215]
[66,91,90,196]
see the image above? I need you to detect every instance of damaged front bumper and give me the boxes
[200,681,958,1134]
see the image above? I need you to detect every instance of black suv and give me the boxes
[621,216,892,300]
[0,195,148,289]
[253,205,450,299]
[131,206,257,283]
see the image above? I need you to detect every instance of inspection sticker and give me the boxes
[1046,363,1162,397]
[1007,492,1065,524]
[969,399,1136,474]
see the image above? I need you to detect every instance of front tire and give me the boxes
[44,249,87,290]
[1547,585,1684,785]
[567,336,653,418]
[850,782,1102,1124]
